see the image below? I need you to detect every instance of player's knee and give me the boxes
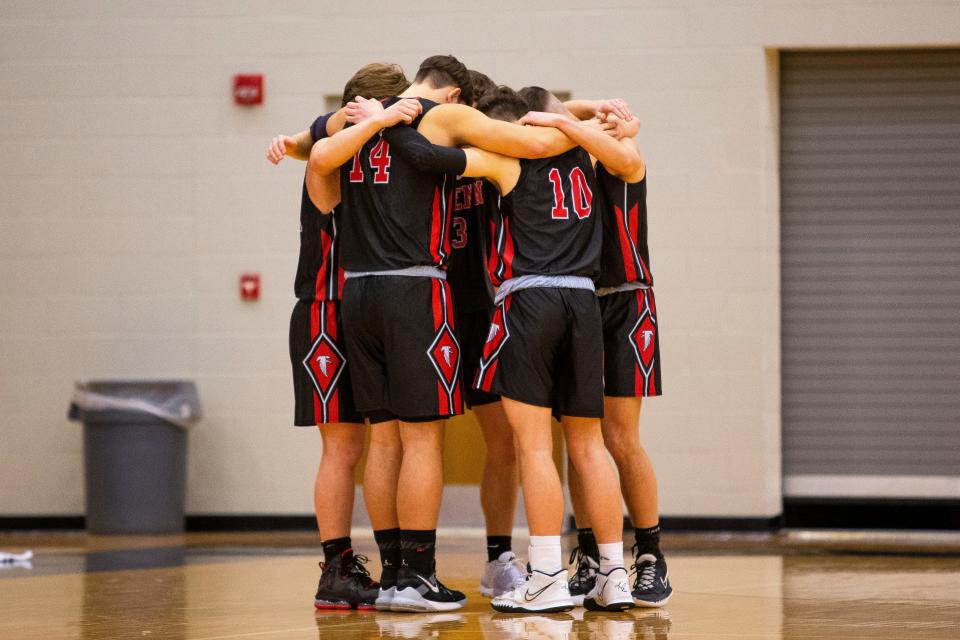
[566,436,607,470]
[602,429,638,461]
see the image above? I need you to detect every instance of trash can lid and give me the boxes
[69,380,201,429]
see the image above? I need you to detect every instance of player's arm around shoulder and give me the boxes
[420,103,575,160]
[265,110,348,164]
[461,147,520,196]
[617,134,645,183]
[308,98,420,177]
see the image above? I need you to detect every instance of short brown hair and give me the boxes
[477,86,528,122]
[467,69,497,108]
[517,86,564,114]
[414,54,473,106]
[341,63,410,106]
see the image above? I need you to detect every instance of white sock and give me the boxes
[597,541,624,574]
[528,535,562,574]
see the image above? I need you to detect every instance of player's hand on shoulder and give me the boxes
[266,135,296,164]
[380,97,422,126]
[345,95,385,124]
[518,111,562,128]
[597,98,633,123]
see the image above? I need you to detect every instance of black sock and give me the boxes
[486,535,512,562]
[400,529,437,575]
[634,523,663,559]
[373,528,401,572]
[577,528,600,562]
[321,536,352,564]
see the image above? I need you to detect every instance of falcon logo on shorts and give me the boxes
[303,334,346,403]
[427,324,461,401]
[475,300,511,392]
[628,290,658,396]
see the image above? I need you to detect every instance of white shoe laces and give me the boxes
[632,560,656,591]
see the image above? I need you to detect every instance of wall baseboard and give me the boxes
[783,498,960,530]
[5,502,956,533]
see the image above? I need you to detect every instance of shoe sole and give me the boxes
[375,586,395,612]
[584,597,636,612]
[314,600,377,611]
[633,590,673,608]
[570,594,585,607]
[391,588,466,612]
[491,600,575,614]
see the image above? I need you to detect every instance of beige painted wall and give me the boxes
[1,1,957,519]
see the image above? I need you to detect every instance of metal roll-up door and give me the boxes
[781,50,960,499]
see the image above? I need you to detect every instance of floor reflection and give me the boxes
[312,608,671,639]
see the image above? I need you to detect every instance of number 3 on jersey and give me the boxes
[548,167,593,220]
[348,138,392,184]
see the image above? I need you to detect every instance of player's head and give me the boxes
[340,62,410,106]
[477,86,528,123]
[413,54,473,105]
[467,69,497,108]
[518,86,568,116]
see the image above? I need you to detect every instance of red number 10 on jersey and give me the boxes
[548,167,593,220]
[348,138,392,184]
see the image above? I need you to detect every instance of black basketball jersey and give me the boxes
[487,147,601,286]
[339,98,455,272]
[595,163,653,288]
[447,177,495,312]
[293,112,344,301]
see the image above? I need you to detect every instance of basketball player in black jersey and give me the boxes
[266,65,415,611]
[520,101,672,607]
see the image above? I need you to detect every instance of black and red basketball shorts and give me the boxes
[289,300,363,426]
[456,307,500,408]
[341,275,464,422]
[474,287,604,419]
[600,287,662,397]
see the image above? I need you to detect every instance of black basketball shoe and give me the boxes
[314,551,380,610]
[390,564,467,612]
[567,546,599,607]
[630,548,672,608]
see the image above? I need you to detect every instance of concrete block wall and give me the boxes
[0,0,956,519]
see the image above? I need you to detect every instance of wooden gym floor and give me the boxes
[1,530,959,639]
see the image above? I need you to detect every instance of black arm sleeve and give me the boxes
[382,125,467,175]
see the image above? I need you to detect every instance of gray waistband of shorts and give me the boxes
[494,274,595,304]
[596,281,650,297]
[344,266,446,280]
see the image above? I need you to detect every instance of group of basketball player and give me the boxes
[265,54,669,614]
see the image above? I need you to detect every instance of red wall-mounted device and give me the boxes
[239,273,260,301]
[233,74,263,105]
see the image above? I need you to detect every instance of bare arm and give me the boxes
[563,98,634,123]
[265,110,348,164]
[420,103,576,159]
[304,170,340,213]
[519,112,643,181]
[266,129,311,164]
[460,147,521,195]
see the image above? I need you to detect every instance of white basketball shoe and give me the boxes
[491,568,575,613]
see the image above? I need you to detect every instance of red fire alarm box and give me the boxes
[240,273,260,300]
[233,74,263,105]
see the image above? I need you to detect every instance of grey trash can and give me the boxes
[68,380,201,534]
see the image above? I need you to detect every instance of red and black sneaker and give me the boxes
[314,550,380,610]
